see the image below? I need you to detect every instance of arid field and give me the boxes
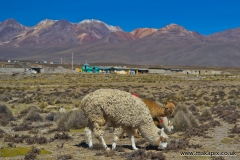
[0,73,240,160]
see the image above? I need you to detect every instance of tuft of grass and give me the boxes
[0,128,5,138]
[54,132,71,140]
[38,101,48,109]
[20,106,41,115]
[24,147,40,160]
[172,111,192,132]
[24,110,43,122]
[57,154,73,160]
[201,108,212,117]
[186,113,199,127]
[0,104,14,126]
[173,104,189,116]
[45,112,57,121]
[195,99,206,106]
[57,110,88,131]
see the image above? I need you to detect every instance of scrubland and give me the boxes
[0,73,239,160]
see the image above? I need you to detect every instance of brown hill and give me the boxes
[0,19,28,44]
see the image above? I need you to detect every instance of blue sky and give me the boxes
[0,0,239,35]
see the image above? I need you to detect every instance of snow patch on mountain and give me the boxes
[79,19,122,32]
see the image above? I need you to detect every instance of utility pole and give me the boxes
[60,58,62,64]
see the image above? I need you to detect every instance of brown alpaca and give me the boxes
[120,99,176,139]
[142,99,176,125]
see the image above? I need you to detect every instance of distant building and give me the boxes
[81,61,100,73]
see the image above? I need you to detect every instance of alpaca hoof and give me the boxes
[105,147,110,151]
[133,147,138,150]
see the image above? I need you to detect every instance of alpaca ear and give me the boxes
[172,101,177,105]
[163,99,167,105]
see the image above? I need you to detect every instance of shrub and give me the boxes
[221,100,230,106]
[45,112,57,121]
[57,154,73,160]
[25,135,47,145]
[230,124,240,134]
[54,98,61,104]
[20,106,41,115]
[195,99,205,106]
[0,128,5,138]
[24,110,43,122]
[0,104,14,126]
[54,132,71,140]
[173,104,189,116]
[201,108,212,117]
[172,111,192,132]
[12,122,33,131]
[38,101,48,109]
[57,110,88,131]
[0,91,12,102]
[24,147,40,160]
[188,105,199,116]
[186,113,199,127]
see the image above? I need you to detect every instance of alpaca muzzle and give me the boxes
[158,141,168,150]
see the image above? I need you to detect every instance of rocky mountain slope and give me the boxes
[0,18,240,67]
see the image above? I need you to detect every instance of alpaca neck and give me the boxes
[155,107,165,117]
[138,122,160,145]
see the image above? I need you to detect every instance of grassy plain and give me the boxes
[0,73,239,160]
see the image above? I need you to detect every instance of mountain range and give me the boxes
[0,18,240,67]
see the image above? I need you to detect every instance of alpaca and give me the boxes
[80,89,168,150]
[155,117,174,133]
[142,99,176,118]
[120,98,176,138]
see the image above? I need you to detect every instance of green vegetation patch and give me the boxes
[0,147,51,157]
[70,128,85,133]
[221,137,235,144]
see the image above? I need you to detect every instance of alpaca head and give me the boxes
[156,128,168,149]
[163,101,176,115]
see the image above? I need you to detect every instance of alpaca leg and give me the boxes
[84,127,93,148]
[112,126,122,150]
[126,128,138,150]
[119,129,126,139]
[93,122,110,150]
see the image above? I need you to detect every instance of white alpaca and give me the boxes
[80,89,168,150]
[158,117,174,133]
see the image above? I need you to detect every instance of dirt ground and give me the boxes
[0,73,240,160]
